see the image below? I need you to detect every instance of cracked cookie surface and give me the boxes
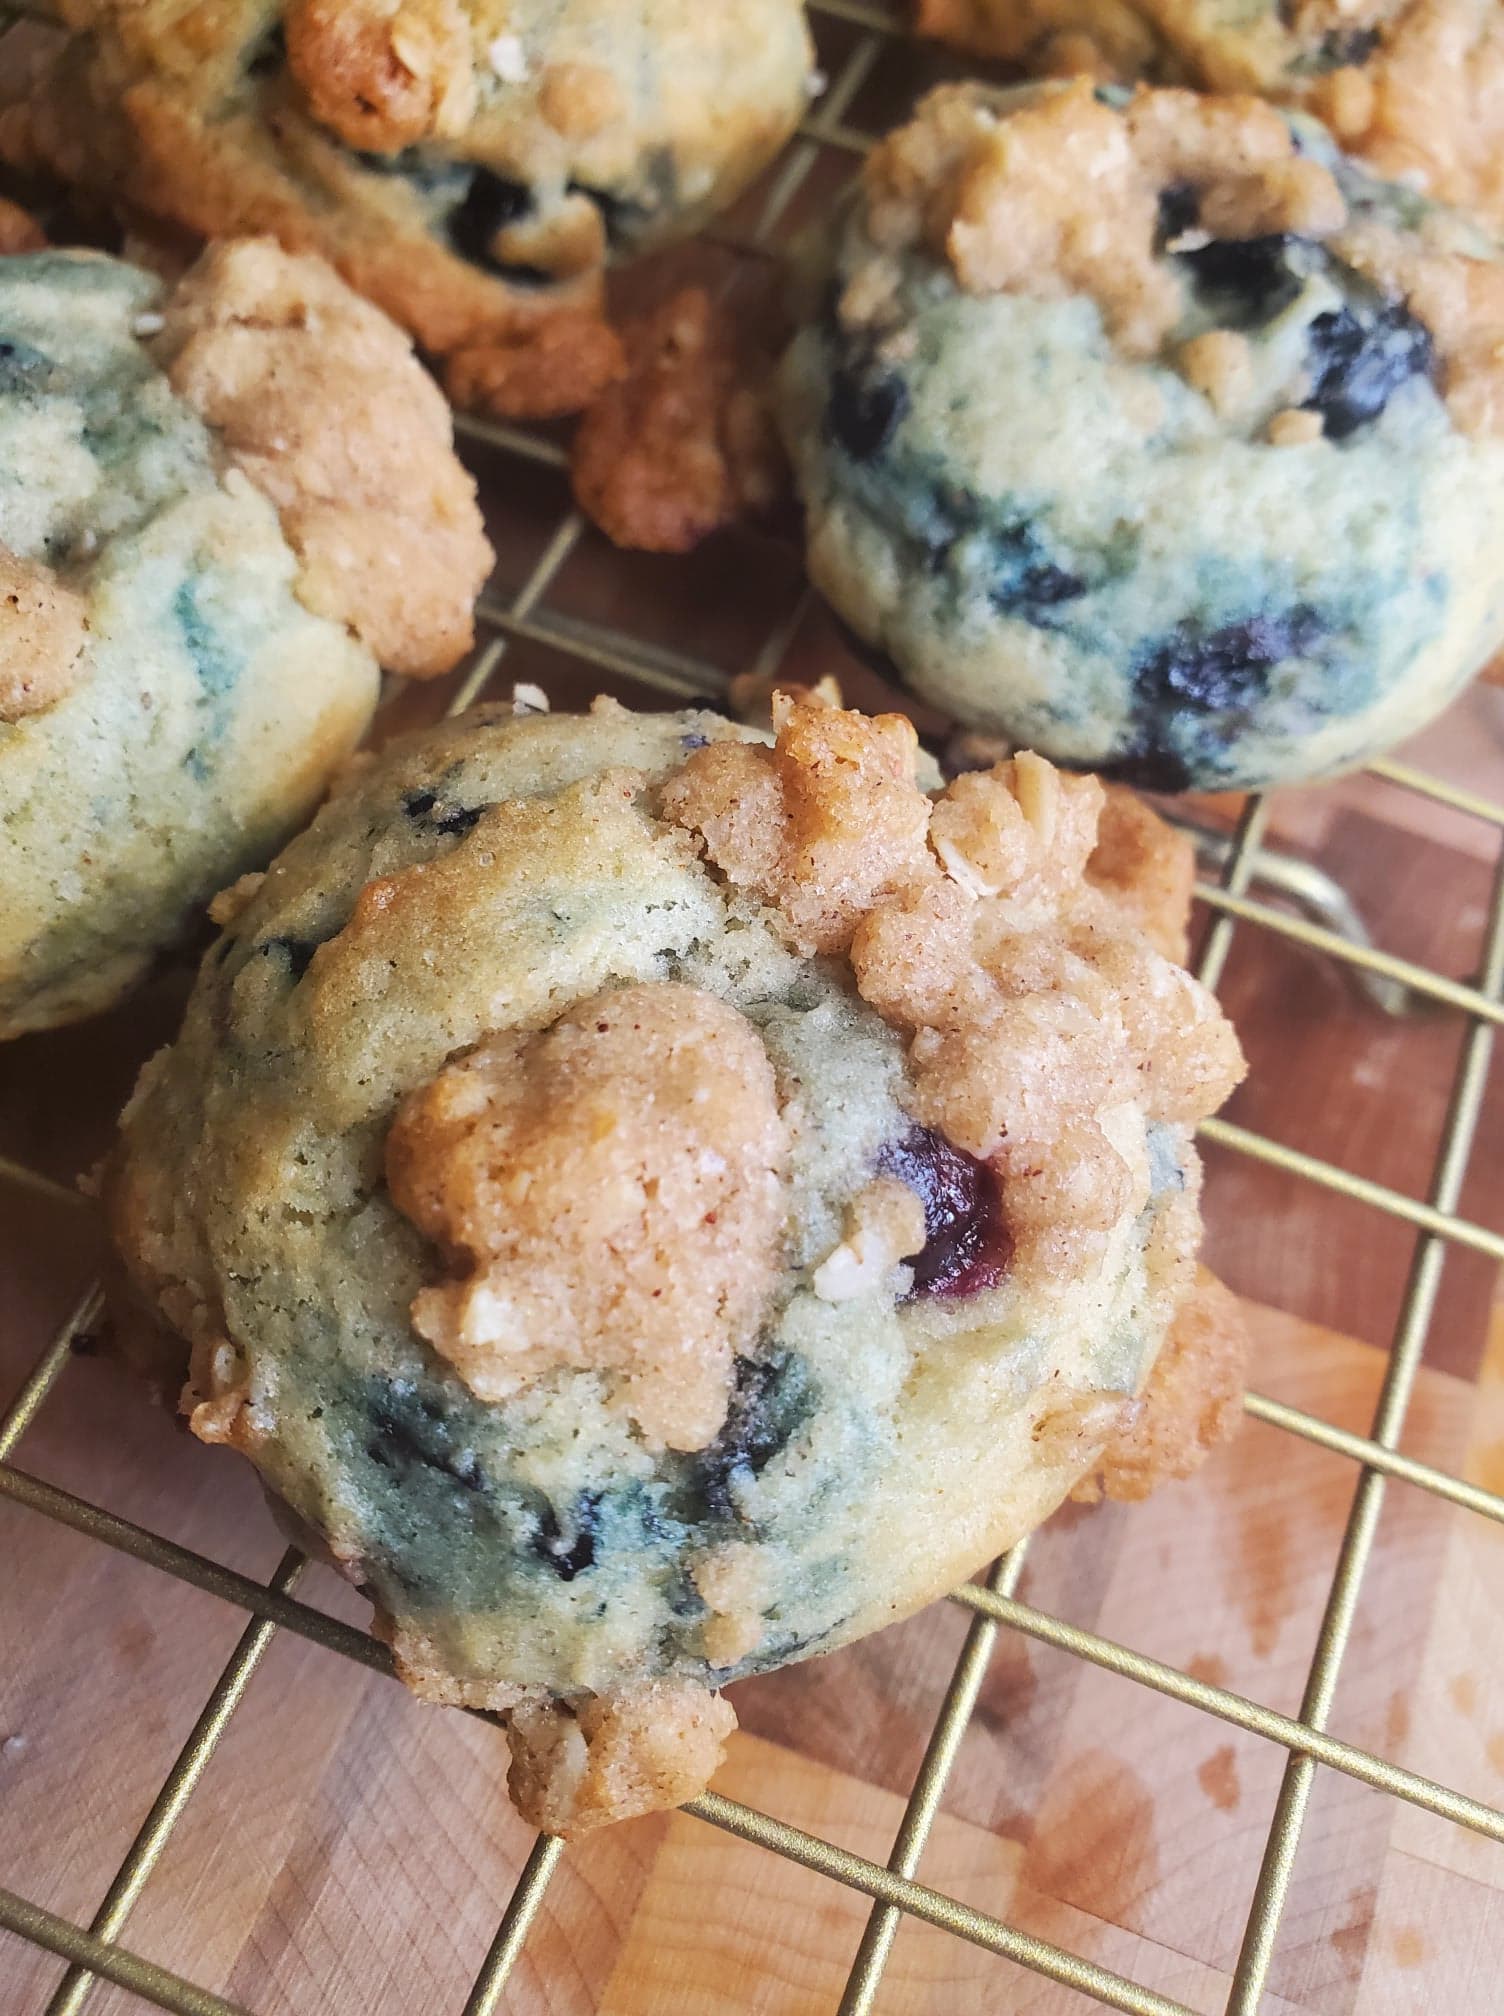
[105,693,1244,1832]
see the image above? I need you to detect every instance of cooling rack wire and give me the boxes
[4,2,1504,2010]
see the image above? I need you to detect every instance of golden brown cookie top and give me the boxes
[98,693,1246,1830]
[154,237,492,677]
[387,981,788,1452]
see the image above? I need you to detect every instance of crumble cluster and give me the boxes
[387,981,788,1453]
[154,238,491,677]
[663,697,1245,1286]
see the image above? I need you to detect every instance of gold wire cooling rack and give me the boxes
[5,3,1504,2010]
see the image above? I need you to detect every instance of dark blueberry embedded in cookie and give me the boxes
[366,1380,486,1492]
[1115,606,1336,785]
[1135,606,1326,713]
[1318,25,1380,66]
[0,338,54,390]
[401,786,485,837]
[695,1352,813,1522]
[1301,302,1435,438]
[1156,182,1200,248]
[446,170,555,286]
[531,1491,602,1581]
[825,366,911,461]
[245,21,286,77]
[1178,236,1305,329]
[256,933,323,982]
[569,151,677,251]
[879,1127,1011,1298]
[989,527,1084,615]
[920,485,1086,621]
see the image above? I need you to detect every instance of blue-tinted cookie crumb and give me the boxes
[366,1379,486,1492]
[1146,1123,1187,1200]
[0,337,54,391]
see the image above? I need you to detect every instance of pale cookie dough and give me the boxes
[0,239,490,1037]
[916,0,1504,233]
[104,693,1245,1834]
[0,0,815,418]
[777,81,1504,789]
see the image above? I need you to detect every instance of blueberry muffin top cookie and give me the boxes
[917,0,1504,236]
[777,81,1504,789]
[2,0,816,417]
[105,692,1245,1833]
[0,238,491,1037]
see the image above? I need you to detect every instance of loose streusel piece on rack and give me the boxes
[570,286,786,551]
